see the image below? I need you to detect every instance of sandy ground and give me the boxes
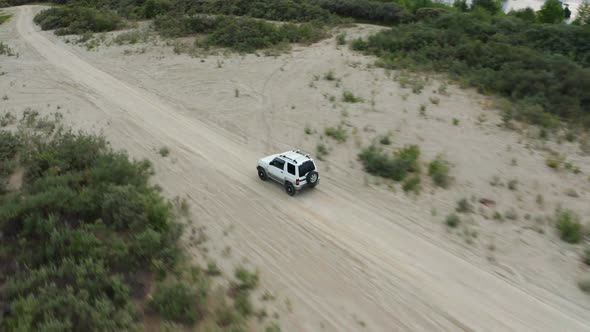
[2,5,590,331]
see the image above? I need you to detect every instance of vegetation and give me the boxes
[579,278,590,293]
[316,143,329,160]
[149,282,205,325]
[574,0,590,26]
[0,113,182,330]
[428,155,450,188]
[555,209,582,244]
[156,14,326,52]
[34,6,122,35]
[352,11,590,127]
[0,13,11,25]
[325,125,348,142]
[159,146,170,157]
[342,90,362,103]
[358,144,420,183]
[0,41,14,56]
[402,174,421,193]
[456,198,473,213]
[583,248,590,266]
[446,213,460,228]
[0,112,260,330]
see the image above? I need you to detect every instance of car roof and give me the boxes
[278,150,313,165]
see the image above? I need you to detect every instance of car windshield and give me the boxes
[298,161,315,177]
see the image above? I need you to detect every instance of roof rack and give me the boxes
[293,150,311,159]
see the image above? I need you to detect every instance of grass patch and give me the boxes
[507,179,518,191]
[342,90,363,103]
[456,198,473,214]
[583,248,590,266]
[0,13,11,25]
[428,155,450,188]
[358,144,420,182]
[446,213,460,228]
[114,30,149,45]
[325,125,348,143]
[504,208,519,220]
[235,266,259,291]
[379,134,392,145]
[323,70,336,81]
[402,175,421,194]
[316,143,329,161]
[336,32,347,45]
[0,41,14,56]
[159,146,170,157]
[555,209,582,244]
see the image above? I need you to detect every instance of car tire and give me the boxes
[285,182,296,196]
[306,171,319,188]
[257,167,267,181]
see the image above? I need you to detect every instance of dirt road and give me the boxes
[8,6,590,331]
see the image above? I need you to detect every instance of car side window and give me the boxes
[287,163,295,175]
[270,158,285,170]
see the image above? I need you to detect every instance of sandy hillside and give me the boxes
[1,5,590,331]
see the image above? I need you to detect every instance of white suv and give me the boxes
[257,150,319,196]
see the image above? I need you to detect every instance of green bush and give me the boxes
[175,0,333,23]
[235,266,259,291]
[0,13,11,25]
[0,131,20,161]
[555,209,582,244]
[206,17,325,52]
[456,198,473,213]
[143,0,172,19]
[0,41,14,56]
[34,6,122,35]
[354,12,590,126]
[428,155,450,188]
[578,278,590,293]
[325,125,348,142]
[0,120,184,331]
[342,90,362,103]
[318,0,412,24]
[149,282,205,325]
[156,15,326,52]
[402,174,421,193]
[583,248,590,266]
[446,213,460,227]
[358,144,420,182]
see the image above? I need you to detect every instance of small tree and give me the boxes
[471,0,503,15]
[509,8,537,23]
[538,0,564,24]
[573,0,590,25]
[453,0,469,12]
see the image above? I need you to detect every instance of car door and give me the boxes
[268,158,286,182]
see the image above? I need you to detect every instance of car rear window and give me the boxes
[298,161,315,177]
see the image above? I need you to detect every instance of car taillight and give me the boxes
[296,179,300,185]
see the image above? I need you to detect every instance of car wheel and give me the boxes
[306,171,319,188]
[285,182,295,196]
[258,167,267,181]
